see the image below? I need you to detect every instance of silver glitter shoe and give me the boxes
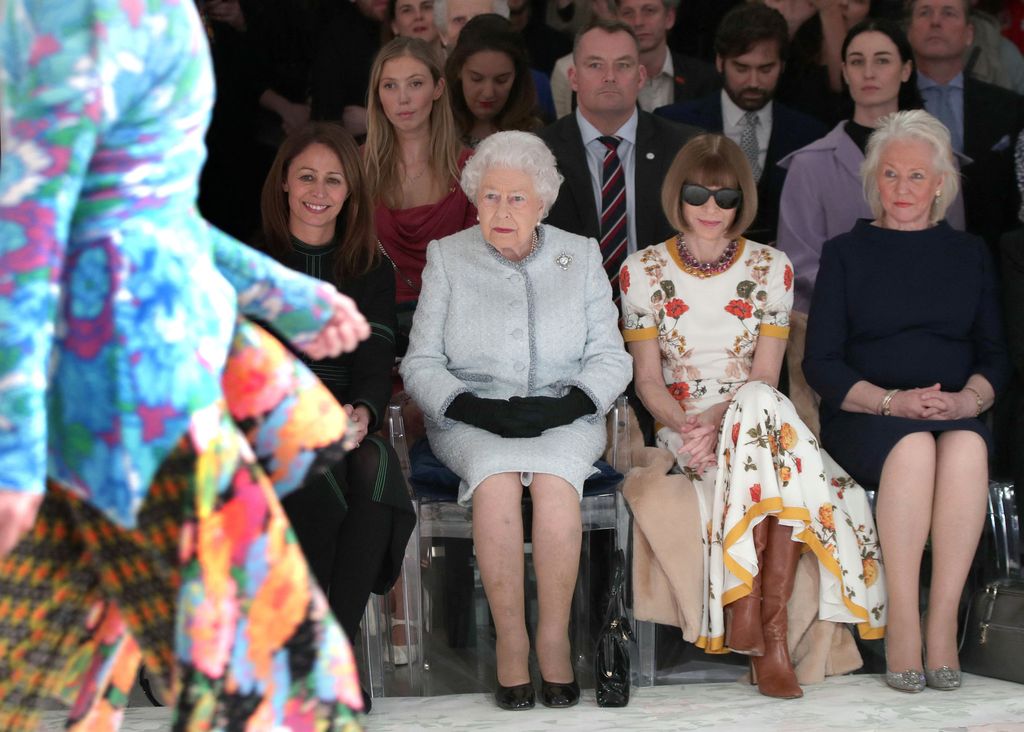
[925,665,961,690]
[885,668,926,693]
[884,639,926,693]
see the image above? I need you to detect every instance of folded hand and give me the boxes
[678,400,731,473]
[919,388,975,421]
[888,383,942,420]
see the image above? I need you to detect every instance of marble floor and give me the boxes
[39,674,1024,731]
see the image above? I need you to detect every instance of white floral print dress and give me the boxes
[620,238,886,651]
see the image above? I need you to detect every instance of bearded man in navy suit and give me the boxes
[656,3,826,243]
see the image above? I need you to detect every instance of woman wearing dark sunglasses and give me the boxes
[619,133,885,699]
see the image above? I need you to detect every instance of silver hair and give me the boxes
[460,131,564,218]
[861,109,960,225]
[434,0,510,35]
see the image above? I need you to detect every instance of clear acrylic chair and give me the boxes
[364,394,651,696]
[985,480,1020,577]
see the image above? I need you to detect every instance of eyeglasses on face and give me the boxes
[681,183,742,210]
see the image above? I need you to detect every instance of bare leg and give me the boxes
[876,432,936,674]
[926,431,988,669]
[529,474,582,683]
[473,473,529,686]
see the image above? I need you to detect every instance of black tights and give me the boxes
[283,437,410,640]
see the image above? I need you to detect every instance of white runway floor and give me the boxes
[39,673,1024,731]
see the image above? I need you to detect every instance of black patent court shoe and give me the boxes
[540,677,580,708]
[495,681,535,710]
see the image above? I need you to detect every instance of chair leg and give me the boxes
[361,596,386,698]
[988,480,1021,577]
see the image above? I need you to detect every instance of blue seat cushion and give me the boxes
[408,437,623,501]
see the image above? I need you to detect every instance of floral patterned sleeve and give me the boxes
[0,2,101,495]
[759,249,794,340]
[619,255,658,343]
[209,227,334,345]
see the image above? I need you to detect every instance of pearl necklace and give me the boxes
[675,234,739,278]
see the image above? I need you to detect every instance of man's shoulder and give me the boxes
[772,101,828,130]
[638,110,702,147]
[537,114,580,147]
[769,101,829,146]
[669,51,719,86]
[654,93,720,127]
[670,51,716,74]
[966,75,1023,104]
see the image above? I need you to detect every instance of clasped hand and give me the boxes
[888,383,976,420]
[448,388,594,438]
[677,400,731,474]
[468,396,575,438]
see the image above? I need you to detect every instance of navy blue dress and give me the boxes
[802,219,1010,486]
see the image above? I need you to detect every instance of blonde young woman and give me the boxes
[364,37,476,351]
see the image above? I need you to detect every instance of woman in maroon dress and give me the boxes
[364,37,476,353]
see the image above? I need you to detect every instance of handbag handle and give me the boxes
[606,548,634,641]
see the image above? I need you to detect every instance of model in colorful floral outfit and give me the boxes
[619,134,886,699]
[0,0,369,729]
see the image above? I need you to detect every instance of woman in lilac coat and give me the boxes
[775,19,965,432]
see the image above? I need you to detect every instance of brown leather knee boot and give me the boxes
[750,516,803,699]
[724,518,768,655]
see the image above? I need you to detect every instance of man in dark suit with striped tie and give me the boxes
[538,18,701,300]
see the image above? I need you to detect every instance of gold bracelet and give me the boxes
[963,386,984,417]
[880,388,901,416]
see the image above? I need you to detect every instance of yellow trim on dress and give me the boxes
[759,323,791,340]
[622,326,659,342]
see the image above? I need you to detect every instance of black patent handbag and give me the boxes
[594,548,633,707]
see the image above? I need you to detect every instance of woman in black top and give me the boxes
[258,122,415,674]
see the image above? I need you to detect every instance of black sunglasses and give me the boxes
[681,184,743,210]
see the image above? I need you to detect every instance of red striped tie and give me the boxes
[598,135,627,302]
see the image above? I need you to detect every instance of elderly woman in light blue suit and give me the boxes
[401,131,632,711]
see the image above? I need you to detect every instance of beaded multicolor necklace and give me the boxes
[675,234,740,278]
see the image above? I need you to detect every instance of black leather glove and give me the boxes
[444,392,516,436]
[445,388,596,438]
[506,387,596,435]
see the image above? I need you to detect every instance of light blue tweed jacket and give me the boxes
[400,224,632,499]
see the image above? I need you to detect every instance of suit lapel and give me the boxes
[964,80,1000,163]
[558,116,601,240]
[703,95,724,131]
[635,113,665,247]
[764,104,784,172]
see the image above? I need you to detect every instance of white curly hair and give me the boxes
[460,131,564,218]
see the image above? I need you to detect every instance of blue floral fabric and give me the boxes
[0,0,336,527]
